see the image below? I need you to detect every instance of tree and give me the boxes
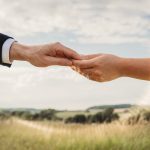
[103,108,114,123]
[39,109,56,120]
[88,108,119,123]
[90,112,103,123]
[65,114,87,124]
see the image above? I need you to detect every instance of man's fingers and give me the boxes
[65,49,81,60]
[59,43,81,60]
[50,42,81,60]
[81,54,102,60]
[53,58,72,66]
[46,57,72,66]
[72,59,94,69]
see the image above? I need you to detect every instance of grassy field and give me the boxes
[56,108,127,119]
[0,119,150,150]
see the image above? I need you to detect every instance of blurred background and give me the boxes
[0,0,150,110]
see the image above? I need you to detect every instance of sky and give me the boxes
[0,0,150,110]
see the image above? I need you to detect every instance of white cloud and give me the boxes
[0,0,150,44]
[0,65,148,109]
[0,0,149,109]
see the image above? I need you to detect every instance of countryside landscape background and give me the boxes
[0,104,150,150]
[0,0,150,149]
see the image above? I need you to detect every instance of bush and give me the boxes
[89,112,103,123]
[89,108,119,123]
[65,114,87,124]
[65,117,74,123]
[103,108,119,123]
[143,111,150,121]
[38,109,56,120]
[111,113,119,121]
[65,108,119,124]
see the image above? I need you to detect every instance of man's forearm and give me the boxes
[120,58,150,80]
[9,41,80,67]
[9,42,30,62]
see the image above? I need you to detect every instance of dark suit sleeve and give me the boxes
[0,33,13,67]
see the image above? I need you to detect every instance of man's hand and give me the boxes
[72,54,123,82]
[10,42,80,67]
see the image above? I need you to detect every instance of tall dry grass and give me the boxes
[0,119,150,150]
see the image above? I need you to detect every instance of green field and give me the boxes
[0,118,150,150]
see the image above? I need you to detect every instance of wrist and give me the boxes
[118,57,132,77]
[9,42,30,62]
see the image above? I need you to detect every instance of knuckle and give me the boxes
[51,42,61,49]
[54,42,61,46]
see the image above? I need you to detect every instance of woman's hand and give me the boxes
[72,54,123,82]
[73,53,150,82]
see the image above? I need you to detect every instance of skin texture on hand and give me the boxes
[10,42,81,67]
[72,54,123,82]
[9,42,150,82]
[73,54,150,82]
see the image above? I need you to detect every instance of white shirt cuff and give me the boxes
[2,38,15,64]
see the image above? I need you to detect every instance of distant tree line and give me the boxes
[0,108,119,124]
[0,109,62,121]
[1,107,150,125]
[65,108,119,124]
[87,104,133,111]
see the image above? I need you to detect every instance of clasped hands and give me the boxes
[10,42,123,82]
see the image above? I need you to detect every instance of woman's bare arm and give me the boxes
[120,58,150,80]
[73,54,150,82]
